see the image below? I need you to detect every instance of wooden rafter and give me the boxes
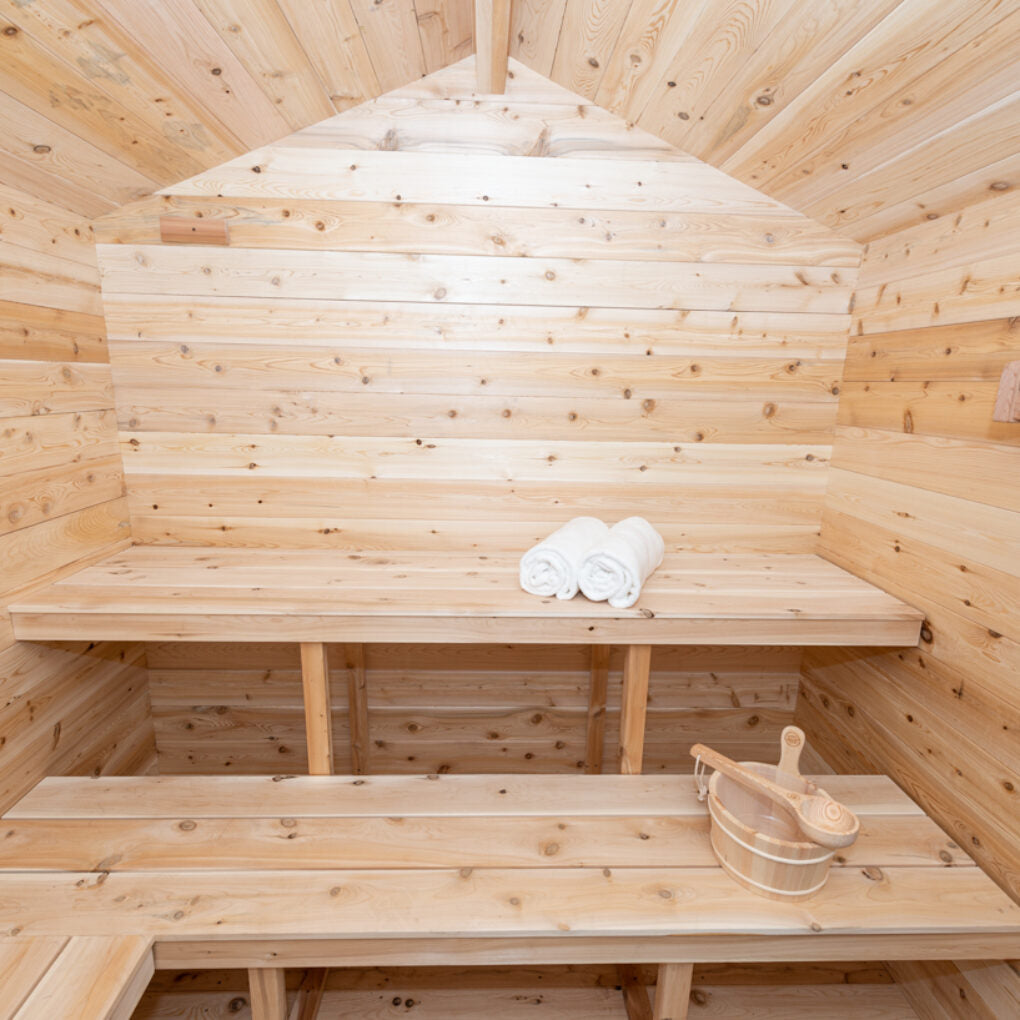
[474,0,511,93]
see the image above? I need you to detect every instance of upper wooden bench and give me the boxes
[9,547,925,777]
[9,548,922,646]
[1,774,1018,1020]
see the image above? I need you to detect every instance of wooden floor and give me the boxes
[8,548,924,645]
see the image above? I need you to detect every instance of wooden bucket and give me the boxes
[705,763,834,900]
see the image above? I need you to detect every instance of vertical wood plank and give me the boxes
[620,964,654,1020]
[584,644,611,774]
[249,967,287,1020]
[299,643,333,775]
[474,0,511,93]
[289,967,329,1020]
[654,963,694,1020]
[619,644,651,775]
[346,643,369,775]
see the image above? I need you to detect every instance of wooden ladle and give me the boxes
[691,743,860,849]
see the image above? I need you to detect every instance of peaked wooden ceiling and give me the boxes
[1,0,1016,239]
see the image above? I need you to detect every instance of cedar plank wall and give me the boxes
[0,183,155,811]
[95,60,859,776]
[798,189,1020,902]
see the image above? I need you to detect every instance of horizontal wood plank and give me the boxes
[2,867,1015,938]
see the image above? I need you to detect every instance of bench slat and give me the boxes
[0,938,68,1020]
[0,814,966,872]
[2,868,1015,939]
[6,774,924,819]
[11,936,153,1020]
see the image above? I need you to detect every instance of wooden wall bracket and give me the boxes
[159,215,229,245]
[992,360,1020,422]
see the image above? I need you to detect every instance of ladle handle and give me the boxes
[691,743,804,810]
[690,743,859,850]
[778,725,805,778]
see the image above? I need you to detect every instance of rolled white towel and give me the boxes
[520,517,610,599]
[578,516,665,609]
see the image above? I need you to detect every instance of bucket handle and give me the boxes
[694,754,709,802]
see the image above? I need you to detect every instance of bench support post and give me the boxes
[654,962,694,1019]
[249,967,287,1020]
[300,643,334,775]
[291,967,329,1019]
[619,644,652,774]
[620,964,653,1019]
[345,644,369,774]
[585,645,611,773]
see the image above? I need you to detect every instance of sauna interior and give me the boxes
[1,0,1018,1016]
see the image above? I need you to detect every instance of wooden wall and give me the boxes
[0,182,155,811]
[96,60,859,553]
[92,60,858,776]
[144,642,805,775]
[798,189,1020,901]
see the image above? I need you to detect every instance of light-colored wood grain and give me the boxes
[619,645,652,775]
[552,0,634,101]
[475,0,511,93]
[286,967,329,1020]
[653,962,693,1020]
[95,244,854,313]
[993,360,1020,423]
[348,0,426,91]
[0,300,106,363]
[8,547,923,646]
[0,937,69,1020]
[416,0,474,74]
[2,865,1017,940]
[273,0,380,110]
[300,643,333,775]
[190,0,335,130]
[345,643,369,774]
[620,962,653,1020]
[804,199,1020,912]
[1,772,1017,963]
[249,968,287,1020]
[584,645,611,774]
[0,811,962,873]
[6,773,926,820]
[152,931,1020,969]
[11,936,153,1020]
[159,217,230,246]
[95,192,860,260]
[95,69,858,587]
[126,981,924,1020]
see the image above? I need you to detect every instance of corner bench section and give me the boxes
[0,935,153,1020]
[2,775,1017,1020]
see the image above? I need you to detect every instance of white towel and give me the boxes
[519,517,610,599]
[578,517,665,609]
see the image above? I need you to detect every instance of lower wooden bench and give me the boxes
[0,935,153,1020]
[1,774,1017,1020]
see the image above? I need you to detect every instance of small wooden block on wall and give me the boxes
[159,216,230,245]
[993,360,1020,422]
